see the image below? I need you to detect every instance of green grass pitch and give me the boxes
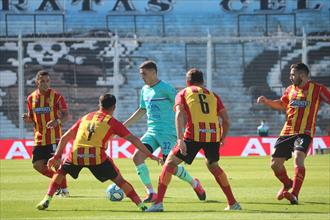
[1,156,329,220]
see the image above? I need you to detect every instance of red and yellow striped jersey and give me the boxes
[280,81,330,137]
[175,86,225,142]
[27,88,67,146]
[67,110,131,165]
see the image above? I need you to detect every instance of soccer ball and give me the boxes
[106,184,125,201]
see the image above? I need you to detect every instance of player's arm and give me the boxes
[123,108,146,127]
[124,134,161,163]
[257,96,286,111]
[22,97,33,123]
[320,86,330,104]
[113,118,161,164]
[175,104,187,155]
[219,108,230,144]
[47,95,70,128]
[47,120,80,169]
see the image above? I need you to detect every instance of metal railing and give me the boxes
[106,14,165,37]
[4,13,65,37]
[237,13,297,36]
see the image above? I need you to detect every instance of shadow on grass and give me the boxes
[44,209,329,214]
[66,195,102,198]
[304,201,330,205]
[243,209,328,214]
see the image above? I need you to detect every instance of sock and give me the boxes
[292,166,305,198]
[117,180,141,206]
[174,165,194,187]
[136,163,153,193]
[273,168,292,188]
[156,165,176,204]
[60,176,67,189]
[42,169,55,178]
[47,181,60,197]
[209,166,236,206]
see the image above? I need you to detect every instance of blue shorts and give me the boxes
[141,132,176,156]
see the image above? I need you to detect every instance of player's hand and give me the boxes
[47,156,61,171]
[220,138,225,148]
[149,155,164,165]
[257,96,267,104]
[177,139,187,156]
[46,119,60,129]
[22,113,31,122]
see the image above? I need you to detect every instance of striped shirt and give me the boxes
[67,110,131,165]
[280,81,330,137]
[175,86,224,142]
[27,88,67,146]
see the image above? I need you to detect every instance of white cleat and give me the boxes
[145,202,164,212]
[224,202,242,211]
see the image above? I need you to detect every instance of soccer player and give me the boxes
[22,70,69,196]
[124,61,206,203]
[257,63,330,204]
[36,93,161,211]
[146,68,241,212]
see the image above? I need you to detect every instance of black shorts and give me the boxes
[59,157,120,182]
[32,144,57,163]
[272,134,312,160]
[173,140,220,165]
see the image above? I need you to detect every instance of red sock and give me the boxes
[292,166,305,197]
[42,169,55,178]
[274,168,292,187]
[117,180,141,205]
[47,181,60,196]
[155,165,176,204]
[60,176,67,188]
[209,166,236,205]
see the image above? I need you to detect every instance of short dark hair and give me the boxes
[186,68,204,84]
[139,60,157,73]
[99,93,116,109]
[36,70,50,79]
[290,63,309,75]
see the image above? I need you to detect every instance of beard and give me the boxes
[291,78,302,86]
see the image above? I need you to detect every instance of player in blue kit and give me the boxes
[124,60,206,202]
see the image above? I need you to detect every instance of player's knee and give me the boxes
[33,162,46,173]
[132,151,146,164]
[270,162,281,171]
[206,160,218,169]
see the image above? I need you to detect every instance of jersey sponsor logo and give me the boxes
[289,100,310,108]
[199,128,217,133]
[34,107,51,114]
[77,153,96,158]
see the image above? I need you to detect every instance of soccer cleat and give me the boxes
[59,188,70,197]
[55,188,70,197]
[283,191,298,205]
[193,178,206,201]
[138,202,148,212]
[36,196,51,210]
[224,202,242,211]
[145,202,164,212]
[277,180,293,200]
[143,192,157,203]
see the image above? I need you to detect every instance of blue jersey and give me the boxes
[140,80,176,135]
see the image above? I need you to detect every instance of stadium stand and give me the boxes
[0,1,329,138]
